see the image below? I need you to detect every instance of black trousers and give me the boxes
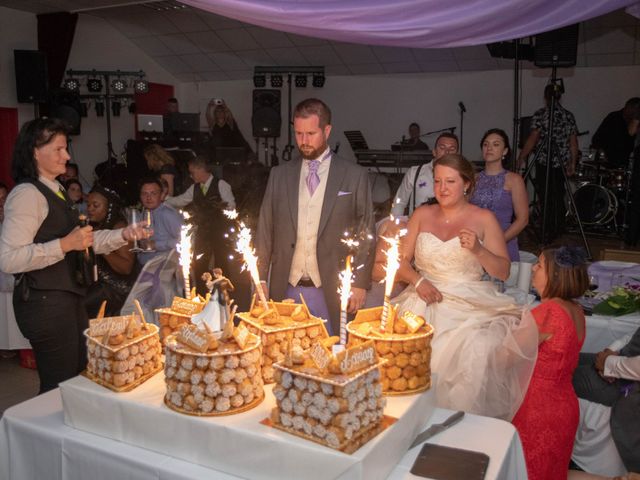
[13,289,88,394]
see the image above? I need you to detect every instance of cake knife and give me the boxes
[409,411,465,449]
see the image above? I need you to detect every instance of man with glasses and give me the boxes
[391,132,459,217]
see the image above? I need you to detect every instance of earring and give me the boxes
[463,189,468,196]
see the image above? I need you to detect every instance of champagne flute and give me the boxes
[140,208,155,252]
[127,207,143,252]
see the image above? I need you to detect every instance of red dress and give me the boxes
[512,301,585,480]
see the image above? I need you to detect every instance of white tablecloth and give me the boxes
[583,312,640,352]
[0,378,527,480]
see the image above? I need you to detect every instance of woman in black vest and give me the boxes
[0,118,147,393]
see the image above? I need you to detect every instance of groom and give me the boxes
[256,98,375,335]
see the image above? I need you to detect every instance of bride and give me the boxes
[393,154,538,420]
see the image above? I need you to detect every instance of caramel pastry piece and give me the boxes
[207,334,219,351]
[250,305,265,318]
[282,298,296,304]
[108,333,125,346]
[290,305,307,322]
[321,336,340,349]
[96,300,107,320]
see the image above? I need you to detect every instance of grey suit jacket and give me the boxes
[255,155,375,333]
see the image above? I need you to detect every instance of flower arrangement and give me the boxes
[593,284,640,317]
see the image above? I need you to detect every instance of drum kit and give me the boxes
[569,149,631,232]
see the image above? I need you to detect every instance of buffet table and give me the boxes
[0,373,527,480]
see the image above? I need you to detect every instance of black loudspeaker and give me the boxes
[14,50,49,103]
[49,88,82,135]
[252,89,281,138]
[534,24,579,68]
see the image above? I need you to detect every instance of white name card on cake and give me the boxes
[171,297,204,315]
[89,316,129,337]
[176,325,209,353]
[329,340,378,375]
[310,340,332,370]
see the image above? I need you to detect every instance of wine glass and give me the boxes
[127,207,143,252]
[140,208,155,252]
[588,275,599,293]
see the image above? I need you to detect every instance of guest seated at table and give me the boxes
[512,246,589,480]
[364,215,408,308]
[64,178,87,216]
[393,153,538,420]
[85,185,138,318]
[572,326,640,475]
[137,177,182,266]
[470,129,528,261]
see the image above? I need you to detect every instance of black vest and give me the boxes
[23,180,86,295]
[191,177,226,233]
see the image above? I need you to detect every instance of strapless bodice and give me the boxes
[415,232,484,283]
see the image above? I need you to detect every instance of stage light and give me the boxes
[87,77,103,93]
[253,74,266,88]
[312,74,325,88]
[133,78,149,93]
[111,78,127,92]
[111,101,121,117]
[294,75,307,88]
[270,75,283,88]
[63,78,80,93]
[95,101,105,117]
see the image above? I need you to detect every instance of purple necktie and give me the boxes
[306,160,320,196]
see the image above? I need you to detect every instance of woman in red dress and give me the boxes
[513,246,589,480]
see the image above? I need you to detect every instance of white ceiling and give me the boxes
[1,0,639,82]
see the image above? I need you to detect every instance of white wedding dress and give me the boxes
[393,232,538,420]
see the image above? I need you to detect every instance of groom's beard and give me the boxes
[298,142,327,160]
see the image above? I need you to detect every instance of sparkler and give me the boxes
[236,220,269,310]
[338,255,353,346]
[380,233,401,332]
[177,212,193,299]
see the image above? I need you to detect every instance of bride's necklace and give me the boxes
[442,208,465,224]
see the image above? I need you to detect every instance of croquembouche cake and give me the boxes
[237,295,329,383]
[347,306,433,395]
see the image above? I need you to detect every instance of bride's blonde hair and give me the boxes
[433,154,476,197]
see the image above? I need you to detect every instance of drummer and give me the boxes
[591,97,640,169]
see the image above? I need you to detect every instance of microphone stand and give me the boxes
[458,103,466,155]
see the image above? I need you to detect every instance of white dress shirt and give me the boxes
[390,161,434,217]
[604,332,640,380]
[0,176,127,274]
[164,174,235,210]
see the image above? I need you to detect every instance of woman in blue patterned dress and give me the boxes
[471,129,528,261]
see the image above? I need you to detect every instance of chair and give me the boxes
[120,250,181,324]
[600,248,640,263]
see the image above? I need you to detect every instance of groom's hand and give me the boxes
[347,287,366,313]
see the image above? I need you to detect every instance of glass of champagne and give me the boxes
[127,207,143,252]
[140,208,155,252]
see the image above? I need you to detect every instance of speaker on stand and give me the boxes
[251,89,281,167]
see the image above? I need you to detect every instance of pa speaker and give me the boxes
[252,89,281,138]
[534,24,579,68]
[14,50,49,103]
[49,88,82,135]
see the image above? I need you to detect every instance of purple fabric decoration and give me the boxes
[182,0,637,48]
[307,160,320,196]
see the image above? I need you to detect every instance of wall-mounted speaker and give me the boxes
[14,50,49,103]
